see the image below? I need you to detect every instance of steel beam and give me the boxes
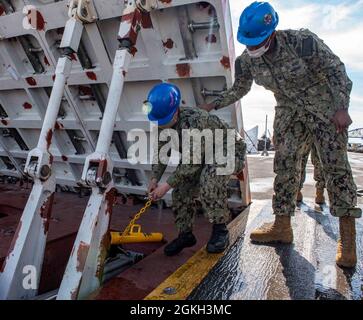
[57,0,157,300]
[0,0,97,299]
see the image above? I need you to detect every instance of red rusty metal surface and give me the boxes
[205,34,217,43]
[0,184,213,297]
[61,155,68,161]
[141,12,153,29]
[76,241,90,272]
[162,38,174,49]
[69,53,77,61]
[40,192,55,234]
[1,119,8,125]
[27,9,46,31]
[94,210,212,300]
[176,63,191,78]
[220,56,231,69]
[79,85,93,96]
[25,77,37,86]
[129,46,138,57]
[86,71,97,81]
[45,129,53,150]
[44,56,50,66]
[55,121,64,130]
[23,102,32,109]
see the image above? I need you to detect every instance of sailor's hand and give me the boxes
[331,109,352,133]
[199,103,215,112]
[148,178,158,194]
[149,183,171,201]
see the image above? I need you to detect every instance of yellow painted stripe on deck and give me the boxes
[144,205,252,300]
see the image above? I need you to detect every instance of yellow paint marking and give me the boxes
[144,204,255,300]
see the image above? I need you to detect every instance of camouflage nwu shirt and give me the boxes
[151,107,246,188]
[214,29,352,123]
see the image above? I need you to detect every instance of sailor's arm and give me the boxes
[201,56,253,111]
[150,141,167,184]
[302,31,353,110]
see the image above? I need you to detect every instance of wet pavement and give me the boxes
[189,152,363,300]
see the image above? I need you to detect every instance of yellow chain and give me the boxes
[122,199,153,236]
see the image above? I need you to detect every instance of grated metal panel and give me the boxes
[0,0,246,201]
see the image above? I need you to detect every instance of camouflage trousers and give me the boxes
[273,106,361,218]
[172,159,245,233]
[172,154,246,232]
[299,143,326,191]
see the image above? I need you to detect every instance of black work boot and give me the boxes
[164,232,197,256]
[207,224,229,253]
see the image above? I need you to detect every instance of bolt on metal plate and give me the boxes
[163,287,177,295]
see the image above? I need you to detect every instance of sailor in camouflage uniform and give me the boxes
[145,83,246,256]
[202,2,361,268]
[297,144,326,205]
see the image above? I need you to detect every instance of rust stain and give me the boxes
[23,102,32,109]
[86,71,97,81]
[79,85,92,96]
[122,70,127,77]
[52,74,56,81]
[1,119,8,126]
[70,53,77,61]
[141,12,153,29]
[220,56,231,69]
[206,34,217,43]
[97,159,108,183]
[76,241,90,272]
[44,56,50,66]
[176,63,191,77]
[182,100,186,105]
[105,188,117,216]
[129,46,138,57]
[55,121,64,130]
[46,129,53,150]
[1,220,22,272]
[61,155,68,162]
[162,38,174,49]
[71,288,79,300]
[95,232,111,280]
[0,5,5,16]
[40,193,54,234]
[159,0,172,3]
[26,77,37,86]
[27,10,46,31]
[120,11,134,23]
[49,154,54,165]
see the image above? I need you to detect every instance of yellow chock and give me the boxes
[110,199,163,244]
[111,224,163,244]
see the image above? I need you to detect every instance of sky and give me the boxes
[228,0,363,136]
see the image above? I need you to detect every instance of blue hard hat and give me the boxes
[146,83,181,125]
[237,1,279,46]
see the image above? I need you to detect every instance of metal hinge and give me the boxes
[68,0,97,23]
[136,0,158,12]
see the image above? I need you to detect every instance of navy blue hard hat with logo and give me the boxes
[237,1,279,46]
[146,83,181,126]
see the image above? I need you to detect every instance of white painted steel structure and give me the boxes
[0,0,251,299]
